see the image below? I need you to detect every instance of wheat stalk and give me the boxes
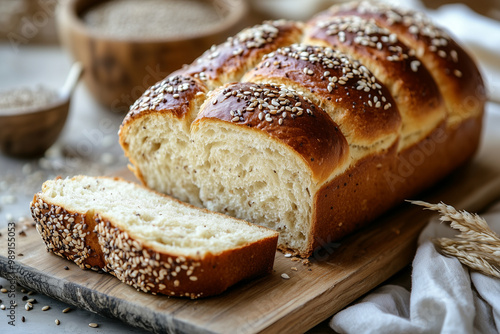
[409,200,500,278]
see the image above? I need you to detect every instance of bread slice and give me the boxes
[30,175,279,299]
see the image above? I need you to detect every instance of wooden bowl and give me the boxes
[0,99,69,157]
[0,63,82,158]
[57,0,248,112]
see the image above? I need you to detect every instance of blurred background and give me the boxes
[0,0,499,333]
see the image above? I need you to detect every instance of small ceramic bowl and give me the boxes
[0,63,83,157]
[57,0,248,112]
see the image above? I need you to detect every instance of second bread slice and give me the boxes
[30,175,279,298]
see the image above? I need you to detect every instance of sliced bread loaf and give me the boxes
[30,175,279,298]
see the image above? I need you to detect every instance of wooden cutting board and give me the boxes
[1,122,500,333]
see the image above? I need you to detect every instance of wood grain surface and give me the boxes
[1,114,500,334]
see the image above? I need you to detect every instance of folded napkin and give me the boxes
[330,201,500,334]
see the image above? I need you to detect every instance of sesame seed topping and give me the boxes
[281,273,290,279]
[127,75,201,115]
[342,1,461,65]
[261,44,391,110]
[215,82,318,126]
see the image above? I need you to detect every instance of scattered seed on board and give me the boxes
[89,323,99,328]
[281,273,290,280]
[22,316,25,322]
[0,288,7,293]
[27,298,36,303]
[1,305,5,310]
[42,305,50,311]
[55,319,60,325]
[64,266,69,270]
[62,307,71,313]
[291,267,298,271]
[284,253,292,258]
[27,291,35,295]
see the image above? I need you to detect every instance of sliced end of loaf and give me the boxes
[31,176,278,298]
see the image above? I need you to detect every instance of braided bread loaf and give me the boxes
[119,1,485,257]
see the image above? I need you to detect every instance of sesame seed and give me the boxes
[0,288,7,293]
[42,305,50,311]
[55,319,60,325]
[89,323,99,328]
[281,273,290,280]
[0,305,5,310]
[450,50,458,63]
[62,307,71,313]
[454,69,462,78]
[410,60,420,72]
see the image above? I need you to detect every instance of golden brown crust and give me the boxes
[304,15,445,141]
[171,20,304,89]
[322,1,486,121]
[305,113,482,256]
[121,75,208,124]
[243,44,401,147]
[30,177,279,298]
[193,82,349,182]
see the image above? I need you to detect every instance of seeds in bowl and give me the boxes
[82,0,224,39]
[0,86,57,114]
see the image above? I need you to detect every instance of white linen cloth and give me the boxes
[330,201,500,334]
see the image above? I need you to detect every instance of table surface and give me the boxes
[1,4,500,333]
